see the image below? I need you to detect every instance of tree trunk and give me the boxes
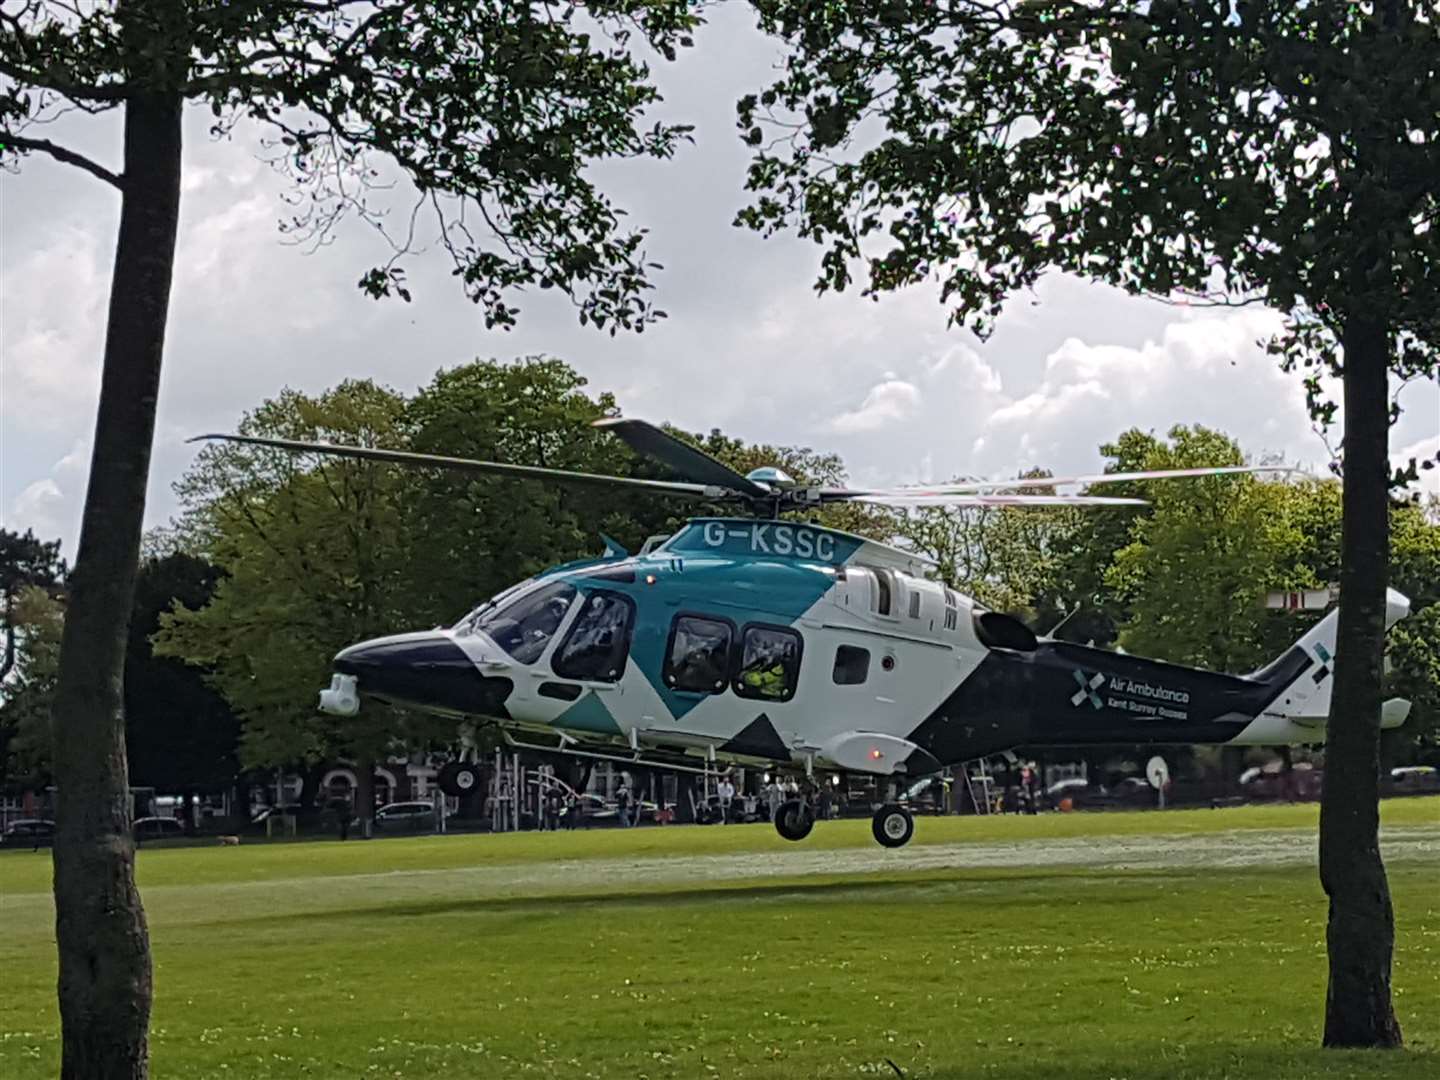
[356,756,376,833]
[233,779,251,829]
[1318,315,1402,1048]
[50,90,183,1080]
[1,588,15,682]
[298,760,326,811]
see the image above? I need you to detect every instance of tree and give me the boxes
[1052,428,1237,648]
[401,357,667,626]
[1387,605,1440,763]
[124,555,239,804]
[1104,428,1307,673]
[1,2,700,1072]
[155,357,895,791]
[0,586,65,795]
[0,527,66,682]
[1282,488,1440,761]
[156,379,434,820]
[741,0,1438,1046]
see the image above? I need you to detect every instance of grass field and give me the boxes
[2,800,1437,1079]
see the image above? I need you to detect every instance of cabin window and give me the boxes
[552,590,635,682]
[472,581,576,664]
[833,645,870,686]
[908,591,921,619]
[664,615,734,693]
[734,624,803,702]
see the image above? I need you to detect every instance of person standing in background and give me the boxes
[717,776,735,824]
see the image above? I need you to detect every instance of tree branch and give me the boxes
[0,55,129,103]
[1,132,122,187]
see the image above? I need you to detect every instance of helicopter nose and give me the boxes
[333,633,512,716]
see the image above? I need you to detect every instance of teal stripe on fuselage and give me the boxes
[539,519,870,722]
[664,519,865,567]
[559,553,840,721]
[554,690,623,735]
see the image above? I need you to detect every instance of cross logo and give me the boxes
[1071,670,1105,709]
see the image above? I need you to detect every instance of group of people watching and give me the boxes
[707,775,841,824]
[504,770,852,831]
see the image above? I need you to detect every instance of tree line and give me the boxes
[7,357,1435,811]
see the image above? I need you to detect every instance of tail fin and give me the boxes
[1240,588,1412,739]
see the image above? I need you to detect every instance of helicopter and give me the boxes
[195,418,1413,849]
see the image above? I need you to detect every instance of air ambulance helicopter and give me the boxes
[195,419,1413,849]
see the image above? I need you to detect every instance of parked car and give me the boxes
[250,803,308,823]
[1044,776,1153,810]
[1389,766,1439,794]
[133,816,185,842]
[374,801,437,831]
[1111,776,1158,806]
[1046,777,1108,810]
[1046,778,1091,801]
[1239,761,1321,800]
[899,776,948,814]
[2,818,55,848]
[585,797,659,824]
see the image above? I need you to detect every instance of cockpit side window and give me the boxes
[453,578,534,633]
[552,590,635,682]
[470,581,577,664]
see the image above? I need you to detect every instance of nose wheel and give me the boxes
[773,799,815,842]
[872,803,914,848]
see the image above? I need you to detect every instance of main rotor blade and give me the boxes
[187,434,737,500]
[593,418,772,498]
[848,492,1149,508]
[899,464,1300,496]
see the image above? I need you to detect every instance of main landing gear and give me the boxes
[871,803,914,848]
[773,799,815,841]
[437,761,481,798]
[771,799,916,849]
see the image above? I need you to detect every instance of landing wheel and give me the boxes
[438,761,481,799]
[774,799,815,842]
[872,803,914,849]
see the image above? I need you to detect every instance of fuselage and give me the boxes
[323,517,1411,777]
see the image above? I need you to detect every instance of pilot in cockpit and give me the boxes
[517,594,571,646]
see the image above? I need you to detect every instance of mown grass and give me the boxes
[1,800,1436,1079]
[3,796,1436,896]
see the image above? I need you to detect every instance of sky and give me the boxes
[3,7,1436,557]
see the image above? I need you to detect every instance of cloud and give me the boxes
[7,441,89,548]
[1393,432,1440,499]
[1,9,1433,558]
[0,225,108,434]
[829,379,921,432]
[967,308,1334,476]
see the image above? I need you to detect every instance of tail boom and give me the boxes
[906,590,1412,766]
